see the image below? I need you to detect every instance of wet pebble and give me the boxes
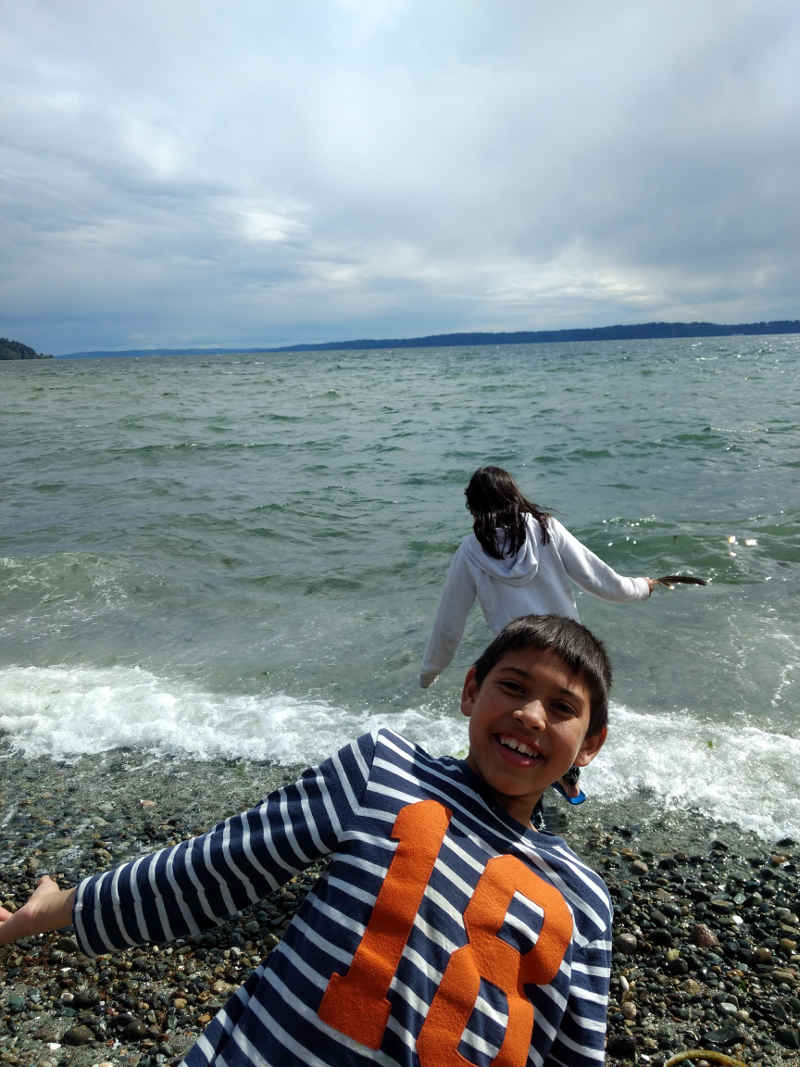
[62,1024,95,1045]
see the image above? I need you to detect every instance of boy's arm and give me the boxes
[75,733,374,957]
[0,875,75,945]
[1,734,374,957]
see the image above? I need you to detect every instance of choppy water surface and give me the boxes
[2,336,799,840]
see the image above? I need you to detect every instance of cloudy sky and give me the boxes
[3,1,799,354]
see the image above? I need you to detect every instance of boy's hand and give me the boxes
[0,875,76,945]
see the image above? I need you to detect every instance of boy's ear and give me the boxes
[574,726,607,768]
[460,666,479,719]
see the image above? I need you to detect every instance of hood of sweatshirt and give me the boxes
[463,516,542,586]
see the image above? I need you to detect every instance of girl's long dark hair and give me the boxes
[465,466,550,559]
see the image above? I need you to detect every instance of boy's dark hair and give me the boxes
[472,614,612,735]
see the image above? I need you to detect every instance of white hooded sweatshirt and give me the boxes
[419,514,650,687]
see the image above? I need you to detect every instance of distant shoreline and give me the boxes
[56,318,800,358]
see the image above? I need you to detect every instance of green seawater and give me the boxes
[2,335,798,838]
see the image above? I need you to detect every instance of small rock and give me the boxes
[62,1023,95,1045]
[122,1016,148,1038]
[614,932,637,954]
[55,935,80,952]
[73,987,100,1008]
[704,1024,745,1047]
[709,898,735,913]
[33,1025,62,1041]
[607,1033,637,1058]
[693,923,720,948]
[775,1026,800,1049]
[650,928,672,947]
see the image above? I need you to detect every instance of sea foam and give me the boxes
[593,702,800,843]
[0,664,463,766]
[1,664,797,842]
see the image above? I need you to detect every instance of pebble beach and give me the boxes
[1,744,798,1067]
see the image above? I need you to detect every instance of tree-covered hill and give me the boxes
[57,318,800,358]
[0,337,52,360]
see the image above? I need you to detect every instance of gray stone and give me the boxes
[614,932,637,954]
[775,1026,800,1049]
[62,1024,96,1045]
[709,898,735,913]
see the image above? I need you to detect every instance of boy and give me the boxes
[0,614,612,1066]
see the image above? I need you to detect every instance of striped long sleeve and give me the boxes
[73,729,611,1066]
[73,732,374,954]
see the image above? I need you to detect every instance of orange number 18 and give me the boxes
[318,799,572,1065]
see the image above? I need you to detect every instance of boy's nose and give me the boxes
[513,700,546,729]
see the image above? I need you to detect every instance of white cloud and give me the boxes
[1,0,799,352]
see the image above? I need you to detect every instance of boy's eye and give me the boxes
[499,680,525,695]
[551,701,577,717]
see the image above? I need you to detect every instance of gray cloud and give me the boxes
[2,0,798,353]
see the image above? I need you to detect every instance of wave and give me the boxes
[1,665,796,843]
[591,702,800,843]
[0,664,461,766]
[0,553,136,628]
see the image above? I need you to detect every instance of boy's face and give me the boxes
[461,646,606,827]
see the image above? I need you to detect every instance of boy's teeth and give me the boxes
[499,735,536,757]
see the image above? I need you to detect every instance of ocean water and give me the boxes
[2,336,798,841]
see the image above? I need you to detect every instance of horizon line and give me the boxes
[55,317,800,358]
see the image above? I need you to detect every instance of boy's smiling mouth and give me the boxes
[495,733,543,764]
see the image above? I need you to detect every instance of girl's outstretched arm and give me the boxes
[551,519,652,602]
[419,544,477,687]
[0,875,76,945]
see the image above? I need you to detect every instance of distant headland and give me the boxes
[1,337,52,360]
[45,318,800,358]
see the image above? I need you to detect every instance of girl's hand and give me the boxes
[0,875,76,945]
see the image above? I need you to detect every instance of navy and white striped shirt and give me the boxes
[73,729,611,1065]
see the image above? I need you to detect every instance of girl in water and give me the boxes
[420,466,655,804]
